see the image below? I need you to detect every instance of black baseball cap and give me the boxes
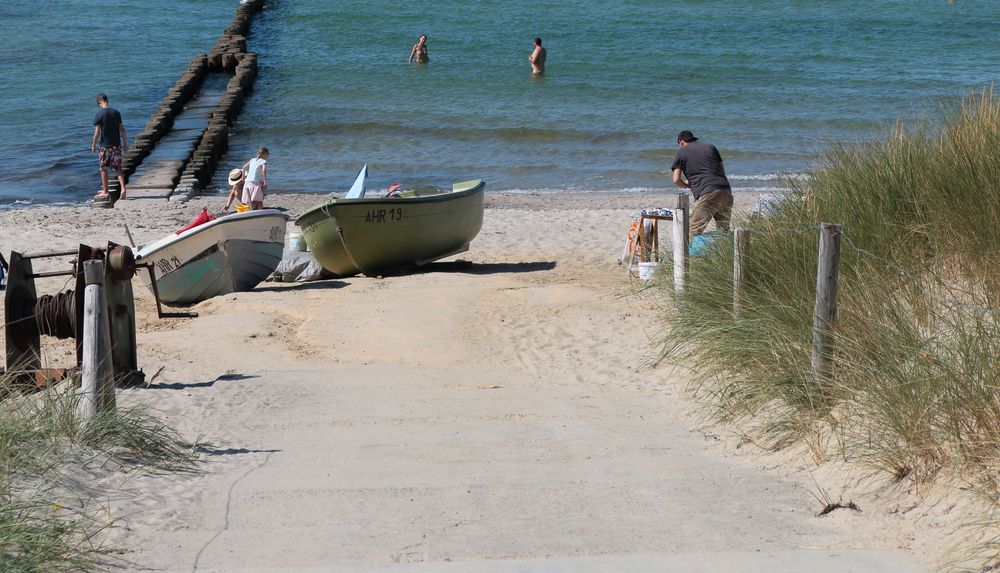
[677,130,698,143]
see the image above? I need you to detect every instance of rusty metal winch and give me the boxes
[2,242,193,389]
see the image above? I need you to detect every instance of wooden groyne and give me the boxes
[174,54,259,202]
[99,0,265,206]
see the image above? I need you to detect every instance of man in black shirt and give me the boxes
[670,130,733,236]
[91,93,127,199]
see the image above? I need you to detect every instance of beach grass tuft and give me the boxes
[0,377,198,570]
[656,88,1000,565]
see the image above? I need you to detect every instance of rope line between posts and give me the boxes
[840,231,923,285]
[753,226,817,235]
[840,231,1000,316]
[729,225,1000,316]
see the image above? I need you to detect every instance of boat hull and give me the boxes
[136,210,287,305]
[296,180,485,277]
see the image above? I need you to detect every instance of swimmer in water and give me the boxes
[529,37,546,75]
[408,35,429,64]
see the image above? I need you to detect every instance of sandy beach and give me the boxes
[0,191,969,571]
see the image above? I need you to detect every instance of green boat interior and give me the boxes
[395,185,445,199]
[326,179,483,202]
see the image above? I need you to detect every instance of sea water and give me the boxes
[0,0,996,207]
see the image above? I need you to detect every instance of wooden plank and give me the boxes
[128,175,180,186]
[123,188,174,200]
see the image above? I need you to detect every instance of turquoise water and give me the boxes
[0,0,996,206]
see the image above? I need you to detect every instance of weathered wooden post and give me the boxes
[672,192,689,293]
[78,260,115,423]
[733,227,750,317]
[811,223,841,380]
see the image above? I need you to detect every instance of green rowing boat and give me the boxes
[295,179,485,277]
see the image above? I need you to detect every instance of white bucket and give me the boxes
[638,261,660,280]
[286,230,307,252]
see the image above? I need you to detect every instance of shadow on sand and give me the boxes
[413,260,557,276]
[254,278,350,293]
[152,372,258,390]
[247,261,556,284]
[195,446,282,456]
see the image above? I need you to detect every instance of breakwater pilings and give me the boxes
[100,0,264,206]
[120,54,209,184]
[173,54,259,202]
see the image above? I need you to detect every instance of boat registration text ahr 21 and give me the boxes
[364,207,404,224]
[155,255,183,274]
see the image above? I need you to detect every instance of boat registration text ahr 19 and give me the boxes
[363,208,404,224]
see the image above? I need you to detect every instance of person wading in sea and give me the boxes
[670,130,733,236]
[529,37,547,75]
[91,93,128,199]
[408,35,429,64]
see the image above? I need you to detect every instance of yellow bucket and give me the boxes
[235,203,250,213]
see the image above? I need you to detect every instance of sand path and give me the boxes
[2,194,928,571]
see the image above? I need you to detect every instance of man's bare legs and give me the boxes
[96,170,126,199]
[98,170,110,197]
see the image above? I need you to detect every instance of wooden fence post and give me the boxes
[78,260,115,424]
[733,227,750,317]
[811,223,842,380]
[673,192,689,293]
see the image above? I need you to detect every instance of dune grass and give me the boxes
[0,379,197,571]
[656,88,1000,565]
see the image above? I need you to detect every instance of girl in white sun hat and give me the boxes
[221,167,246,213]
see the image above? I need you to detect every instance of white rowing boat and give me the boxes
[135,209,287,305]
